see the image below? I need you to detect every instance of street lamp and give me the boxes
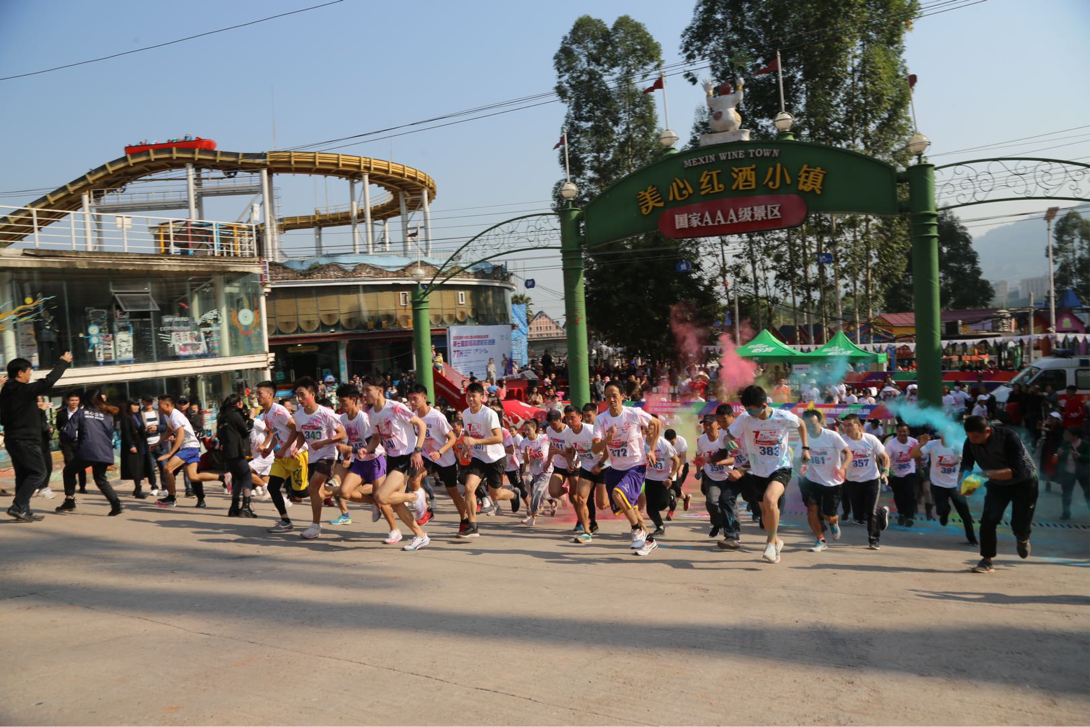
[559,181,579,201]
[659,128,679,148]
[1044,206,1060,334]
[906,132,931,158]
[773,111,794,135]
[410,265,426,283]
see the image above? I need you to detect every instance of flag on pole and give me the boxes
[756,58,780,75]
[408,227,419,238]
[553,135,566,150]
[908,74,918,89]
[642,76,664,94]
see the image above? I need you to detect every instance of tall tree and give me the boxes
[1051,209,1090,301]
[555,15,722,360]
[511,293,534,320]
[887,211,993,311]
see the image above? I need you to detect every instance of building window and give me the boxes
[457,291,466,305]
[398,291,409,307]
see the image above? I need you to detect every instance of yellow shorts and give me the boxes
[270,451,309,491]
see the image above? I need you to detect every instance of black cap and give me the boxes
[702,414,716,424]
[546,408,563,422]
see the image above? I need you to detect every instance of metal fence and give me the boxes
[1,204,259,258]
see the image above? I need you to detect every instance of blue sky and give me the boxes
[1,0,1087,319]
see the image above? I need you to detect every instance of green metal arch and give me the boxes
[426,212,559,289]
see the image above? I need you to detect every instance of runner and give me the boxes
[565,405,603,542]
[840,413,892,550]
[885,423,920,526]
[695,414,732,540]
[579,403,611,519]
[544,408,574,512]
[519,418,553,526]
[503,419,526,514]
[155,395,221,509]
[361,377,431,550]
[644,421,680,537]
[406,385,465,532]
[255,380,307,533]
[665,427,692,520]
[798,409,850,552]
[458,382,514,538]
[728,385,809,564]
[590,381,662,556]
[249,417,272,500]
[326,384,399,541]
[909,432,977,546]
[292,377,347,540]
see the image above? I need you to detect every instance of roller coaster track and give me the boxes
[0,148,436,245]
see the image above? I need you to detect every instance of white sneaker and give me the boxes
[630,527,648,549]
[809,540,828,552]
[383,530,403,545]
[372,504,382,522]
[284,498,292,509]
[222,486,230,496]
[149,488,160,497]
[403,534,430,551]
[634,539,658,557]
[39,487,57,500]
[763,541,780,563]
[480,496,495,515]
[300,524,321,539]
[775,538,784,556]
[412,489,428,520]
[260,488,271,501]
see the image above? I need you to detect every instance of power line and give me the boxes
[0,1,344,82]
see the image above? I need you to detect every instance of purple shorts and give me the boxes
[350,456,386,483]
[605,465,646,514]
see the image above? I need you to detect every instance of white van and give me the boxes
[992,355,1090,404]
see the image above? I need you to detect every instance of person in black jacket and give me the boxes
[56,392,88,493]
[55,388,123,516]
[118,399,147,499]
[1,352,72,521]
[217,394,256,517]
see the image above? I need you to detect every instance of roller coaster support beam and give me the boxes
[363,172,373,254]
[349,178,360,254]
[422,190,433,257]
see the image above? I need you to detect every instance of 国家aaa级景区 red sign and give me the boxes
[658,194,807,238]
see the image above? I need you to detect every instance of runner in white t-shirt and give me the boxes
[643,425,679,538]
[324,385,395,534]
[544,410,574,510]
[503,421,525,510]
[518,418,554,526]
[255,381,306,533]
[564,405,603,542]
[884,422,920,527]
[911,433,978,546]
[155,395,221,509]
[291,378,347,540]
[798,409,851,552]
[728,385,809,564]
[458,381,514,538]
[406,385,465,533]
[695,415,740,546]
[841,414,891,549]
[666,430,692,517]
[361,377,430,551]
[590,382,662,555]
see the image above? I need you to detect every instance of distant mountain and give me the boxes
[972,216,1050,284]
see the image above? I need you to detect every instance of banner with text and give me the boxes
[447,325,512,381]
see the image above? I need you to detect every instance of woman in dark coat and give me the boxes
[56,388,123,516]
[118,398,147,498]
[217,393,256,518]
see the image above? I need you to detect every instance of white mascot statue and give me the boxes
[699,77,751,145]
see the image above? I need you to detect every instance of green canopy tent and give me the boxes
[801,330,888,365]
[733,329,804,362]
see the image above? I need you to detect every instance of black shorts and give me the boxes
[553,467,572,479]
[310,458,335,478]
[505,468,524,490]
[578,467,604,485]
[799,478,842,517]
[748,468,792,500]
[386,453,416,476]
[426,460,458,489]
[464,457,504,489]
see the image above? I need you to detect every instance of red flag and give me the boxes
[908,73,918,89]
[552,135,566,150]
[642,76,664,94]
[756,58,779,75]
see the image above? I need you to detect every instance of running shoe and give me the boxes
[403,534,430,551]
[665,510,673,521]
[107,504,124,517]
[149,489,161,498]
[481,496,496,515]
[520,517,534,527]
[867,540,881,550]
[652,526,666,537]
[195,498,207,509]
[775,538,784,556]
[38,487,57,500]
[55,498,76,513]
[630,527,648,549]
[830,521,841,541]
[329,513,352,526]
[383,530,403,545]
[717,538,740,550]
[412,489,428,521]
[1017,539,1031,559]
[223,486,230,496]
[573,532,593,544]
[457,519,469,535]
[683,493,692,511]
[457,524,480,539]
[762,541,780,563]
[878,506,890,531]
[573,523,585,534]
[416,509,433,526]
[372,504,382,522]
[156,497,176,509]
[267,520,294,534]
[809,539,828,552]
[589,522,599,534]
[971,558,994,573]
[323,497,335,508]
[633,540,659,556]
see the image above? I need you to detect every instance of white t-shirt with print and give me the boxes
[564,424,599,471]
[249,420,273,476]
[844,433,886,482]
[884,436,919,477]
[341,410,383,462]
[922,439,962,489]
[167,408,200,451]
[371,399,417,458]
[672,434,689,461]
[263,403,298,458]
[804,428,850,487]
[503,429,522,472]
[520,434,553,477]
[294,405,341,461]
[419,407,455,467]
[594,406,654,470]
[461,405,505,463]
[728,408,800,478]
[645,439,678,482]
[696,432,731,482]
[546,423,570,470]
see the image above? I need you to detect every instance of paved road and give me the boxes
[1,479,1087,726]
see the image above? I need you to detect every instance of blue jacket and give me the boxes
[63,408,116,465]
